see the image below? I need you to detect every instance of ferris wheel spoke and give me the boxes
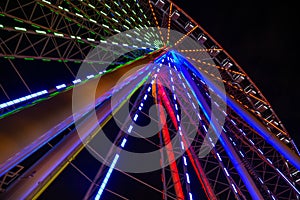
[174,25,198,46]
[148,0,165,45]
[179,48,224,52]
[166,3,172,45]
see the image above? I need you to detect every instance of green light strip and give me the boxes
[0,47,163,119]
[14,18,23,23]
[24,58,34,60]
[31,24,41,29]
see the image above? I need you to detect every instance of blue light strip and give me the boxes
[171,52,244,199]
[94,154,120,200]
[171,52,262,199]
[187,62,284,198]
[173,51,266,199]
[93,78,154,200]
[176,51,300,171]
[184,53,300,196]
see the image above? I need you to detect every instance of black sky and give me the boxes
[172,0,300,146]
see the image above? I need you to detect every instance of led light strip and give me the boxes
[94,56,165,199]
[164,53,194,199]
[188,68,297,196]
[0,90,48,109]
[170,51,243,197]
[94,154,120,200]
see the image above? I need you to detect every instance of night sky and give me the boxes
[173,0,300,146]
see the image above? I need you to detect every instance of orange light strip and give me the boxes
[260,116,287,136]
[186,56,245,77]
[148,0,165,45]
[166,3,173,45]
[248,93,268,105]
[179,49,223,52]
[174,25,197,46]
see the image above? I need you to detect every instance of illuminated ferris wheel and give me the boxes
[1,0,300,199]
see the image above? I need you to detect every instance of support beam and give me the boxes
[157,83,185,200]
[179,55,264,200]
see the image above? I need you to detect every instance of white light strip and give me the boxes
[271,195,276,200]
[56,84,66,89]
[231,184,238,193]
[180,141,184,150]
[0,89,49,109]
[249,139,255,145]
[86,75,95,80]
[183,156,187,166]
[121,138,127,148]
[128,125,133,133]
[276,168,300,194]
[73,79,82,84]
[224,167,230,176]
[133,114,138,121]
[202,125,207,132]
[230,119,236,125]
[258,149,264,155]
[189,192,193,200]
[186,173,190,183]
[216,153,222,161]
[239,151,244,157]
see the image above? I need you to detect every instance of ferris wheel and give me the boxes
[0,0,300,199]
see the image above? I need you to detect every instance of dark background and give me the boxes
[173,0,300,146]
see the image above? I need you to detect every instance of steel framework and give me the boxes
[1,0,300,200]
